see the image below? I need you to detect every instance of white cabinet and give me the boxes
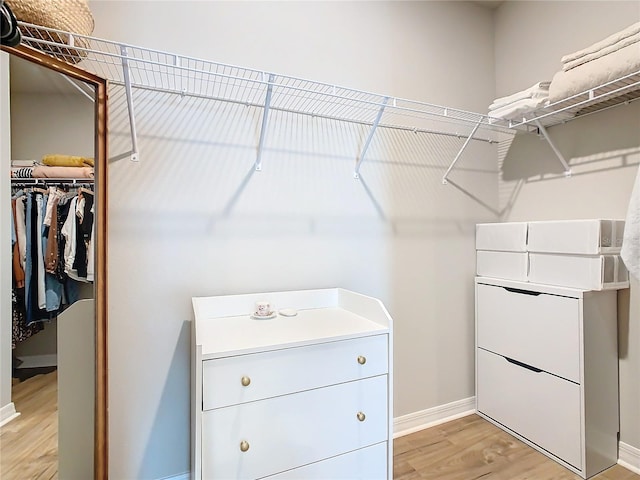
[476,277,619,479]
[191,288,393,480]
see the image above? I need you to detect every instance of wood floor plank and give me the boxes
[3,380,638,480]
[0,371,58,480]
[394,414,640,480]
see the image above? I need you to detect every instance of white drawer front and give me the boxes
[476,283,580,383]
[202,334,388,410]
[263,442,388,480]
[477,348,582,470]
[202,375,388,480]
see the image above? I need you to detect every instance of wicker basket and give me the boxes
[5,0,94,63]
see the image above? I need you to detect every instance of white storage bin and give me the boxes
[476,222,528,252]
[528,219,625,255]
[476,250,528,282]
[528,253,629,291]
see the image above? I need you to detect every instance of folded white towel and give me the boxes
[563,33,640,71]
[549,42,640,103]
[621,166,640,280]
[488,96,549,121]
[561,22,640,64]
[489,82,550,110]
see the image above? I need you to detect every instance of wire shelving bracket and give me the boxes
[255,73,275,172]
[120,45,139,162]
[354,96,389,179]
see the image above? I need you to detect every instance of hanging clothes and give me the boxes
[11,184,94,334]
[11,192,43,347]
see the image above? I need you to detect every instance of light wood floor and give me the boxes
[394,414,640,480]
[1,376,638,480]
[0,371,58,480]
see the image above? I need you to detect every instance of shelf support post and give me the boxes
[255,73,275,172]
[354,96,389,179]
[120,46,140,162]
[442,119,482,185]
[534,120,572,177]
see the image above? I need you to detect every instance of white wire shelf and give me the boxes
[501,69,640,129]
[15,21,524,140]
[13,21,640,182]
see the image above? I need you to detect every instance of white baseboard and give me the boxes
[16,354,57,369]
[0,402,20,427]
[619,441,640,475]
[393,396,476,438]
[157,473,189,480]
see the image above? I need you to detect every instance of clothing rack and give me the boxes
[11,178,94,187]
[13,21,640,184]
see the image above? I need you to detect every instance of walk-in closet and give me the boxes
[1,1,639,480]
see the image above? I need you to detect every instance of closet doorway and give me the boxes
[0,44,108,480]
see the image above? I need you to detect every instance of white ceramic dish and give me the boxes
[250,311,277,320]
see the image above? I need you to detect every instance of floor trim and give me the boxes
[0,402,20,428]
[619,441,640,475]
[16,354,57,369]
[158,473,189,480]
[393,396,476,438]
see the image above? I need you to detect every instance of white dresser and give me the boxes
[191,288,393,480]
[475,277,619,479]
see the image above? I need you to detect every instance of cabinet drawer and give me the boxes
[202,375,388,480]
[477,348,582,469]
[263,442,387,480]
[476,283,580,383]
[202,334,388,410]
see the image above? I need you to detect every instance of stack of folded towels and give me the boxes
[488,81,550,121]
[549,22,640,103]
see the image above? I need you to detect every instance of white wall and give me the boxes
[0,52,13,419]
[90,1,497,478]
[494,0,640,447]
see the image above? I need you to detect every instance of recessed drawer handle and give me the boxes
[357,355,367,365]
[241,376,251,387]
[503,287,542,296]
[505,356,543,373]
[356,411,366,422]
[240,440,250,452]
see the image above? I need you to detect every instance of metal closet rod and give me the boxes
[11,178,94,186]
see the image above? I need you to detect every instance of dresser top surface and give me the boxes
[195,306,388,359]
[192,289,391,358]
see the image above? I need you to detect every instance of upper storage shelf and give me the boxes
[13,21,524,139]
[16,21,639,135]
[500,69,640,130]
[12,22,639,183]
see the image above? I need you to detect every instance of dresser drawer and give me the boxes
[477,348,582,469]
[202,334,388,410]
[202,375,388,480]
[476,283,580,383]
[263,442,387,480]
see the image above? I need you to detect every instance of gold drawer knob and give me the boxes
[240,440,250,452]
[357,411,366,422]
[241,376,251,387]
[357,356,367,365]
